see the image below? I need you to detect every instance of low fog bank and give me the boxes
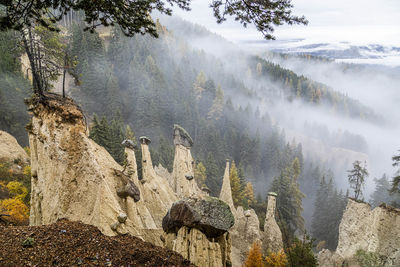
[263,54,400,124]
[268,98,397,195]
[158,14,398,199]
[232,90,383,195]
[261,55,400,196]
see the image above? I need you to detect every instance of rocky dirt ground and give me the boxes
[0,219,193,266]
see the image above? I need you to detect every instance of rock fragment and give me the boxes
[117,213,127,223]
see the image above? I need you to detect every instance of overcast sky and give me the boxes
[172,0,400,45]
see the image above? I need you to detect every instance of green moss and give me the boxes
[205,196,235,224]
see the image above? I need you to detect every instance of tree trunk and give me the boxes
[22,28,44,97]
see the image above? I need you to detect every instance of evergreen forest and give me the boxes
[1,15,399,256]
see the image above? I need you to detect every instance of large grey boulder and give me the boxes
[162,197,234,238]
[173,124,193,148]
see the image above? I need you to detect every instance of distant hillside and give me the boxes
[248,55,379,122]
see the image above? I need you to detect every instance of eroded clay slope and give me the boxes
[0,130,29,164]
[319,199,400,266]
[27,95,175,244]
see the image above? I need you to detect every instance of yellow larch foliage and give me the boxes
[229,161,243,208]
[244,182,255,205]
[244,242,264,267]
[193,71,206,100]
[207,86,224,121]
[265,250,287,267]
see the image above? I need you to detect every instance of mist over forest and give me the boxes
[159,15,400,194]
[1,8,399,262]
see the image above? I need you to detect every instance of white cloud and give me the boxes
[171,0,400,45]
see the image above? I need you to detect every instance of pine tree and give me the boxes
[89,114,101,142]
[391,151,400,194]
[90,115,111,152]
[270,158,305,243]
[311,176,330,245]
[125,125,136,142]
[193,71,206,100]
[238,162,247,191]
[204,153,221,196]
[89,114,127,164]
[291,158,301,180]
[105,71,122,115]
[158,137,174,172]
[207,85,224,121]
[311,177,346,250]
[109,113,126,164]
[326,189,346,249]
[347,160,368,200]
[371,174,392,207]
[296,79,302,98]
[286,235,317,267]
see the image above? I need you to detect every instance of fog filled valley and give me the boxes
[1,8,400,267]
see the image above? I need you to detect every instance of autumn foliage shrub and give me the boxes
[0,198,29,223]
[0,181,29,224]
[0,159,31,193]
[6,181,28,201]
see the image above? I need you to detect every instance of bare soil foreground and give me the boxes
[0,219,193,266]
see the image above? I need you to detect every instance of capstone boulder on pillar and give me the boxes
[173,124,193,148]
[171,125,201,198]
[162,197,235,239]
[219,160,235,213]
[163,197,234,267]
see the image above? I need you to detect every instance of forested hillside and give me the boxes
[0,17,383,250]
[248,56,378,121]
[64,20,356,247]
